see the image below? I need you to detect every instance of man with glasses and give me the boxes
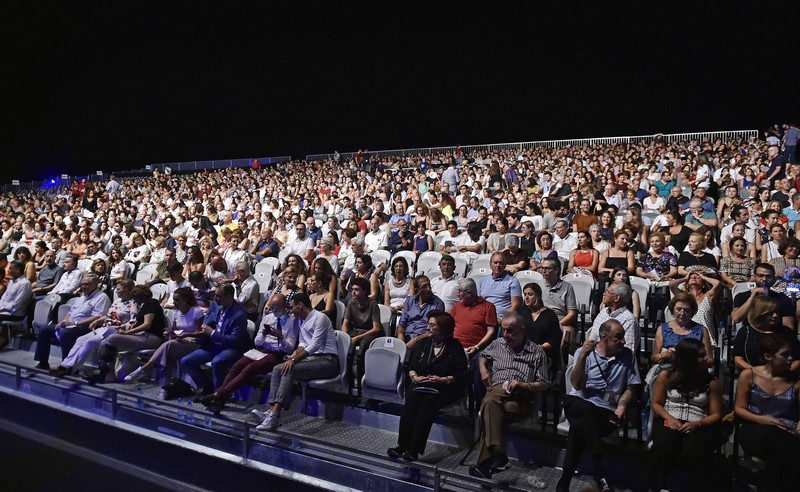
[684,198,718,231]
[539,257,578,352]
[555,319,640,492]
[50,254,83,300]
[396,275,444,348]
[32,274,109,370]
[585,281,639,352]
[477,252,522,320]
[732,263,796,330]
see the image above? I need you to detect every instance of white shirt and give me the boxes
[53,269,83,295]
[364,229,388,252]
[0,276,33,315]
[552,232,578,261]
[430,273,460,312]
[286,236,314,257]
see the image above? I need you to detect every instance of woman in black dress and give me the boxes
[388,310,468,461]
[519,283,563,374]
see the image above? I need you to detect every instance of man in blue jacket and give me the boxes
[181,284,251,398]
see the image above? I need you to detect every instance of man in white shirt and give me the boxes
[285,222,315,262]
[585,281,639,352]
[233,261,260,322]
[51,254,83,298]
[364,215,388,252]
[552,219,578,261]
[430,255,460,311]
[0,260,33,320]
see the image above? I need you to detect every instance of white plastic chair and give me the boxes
[302,331,352,411]
[378,303,393,337]
[150,283,168,301]
[471,253,492,272]
[391,250,417,276]
[361,336,408,403]
[451,252,472,277]
[514,270,545,290]
[416,251,443,276]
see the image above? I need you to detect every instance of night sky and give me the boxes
[4,4,800,185]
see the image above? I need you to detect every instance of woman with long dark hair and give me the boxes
[649,338,724,491]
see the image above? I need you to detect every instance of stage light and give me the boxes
[51,179,56,184]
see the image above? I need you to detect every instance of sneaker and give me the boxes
[256,412,280,431]
[251,408,269,421]
[124,367,145,383]
[158,389,168,400]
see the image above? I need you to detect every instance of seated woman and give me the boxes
[733,296,800,373]
[734,335,800,492]
[387,310,467,461]
[694,225,721,265]
[315,238,340,275]
[182,245,207,279]
[588,224,610,254]
[108,247,130,287]
[649,338,725,492]
[677,232,717,277]
[530,231,555,271]
[85,285,167,383]
[720,222,757,260]
[384,256,415,317]
[719,237,756,289]
[519,283,563,376]
[310,257,340,300]
[412,221,434,255]
[650,292,714,370]
[598,229,635,278]
[267,266,302,306]
[343,254,380,303]
[668,272,722,346]
[760,223,786,263]
[49,280,138,377]
[124,287,205,391]
[454,222,485,261]
[768,236,800,295]
[635,232,678,282]
[567,230,599,277]
[307,271,337,326]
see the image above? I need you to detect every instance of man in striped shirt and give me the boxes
[469,311,550,479]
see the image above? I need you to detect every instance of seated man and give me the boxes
[161,261,189,308]
[341,277,383,390]
[430,254,460,311]
[201,293,297,413]
[501,235,528,274]
[477,252,522,320]
[232,260,260,322]
[395,275,445,347]
[539,257,578,352]
[50,253,83,301]
[31,250,63,300]
[180,284,251,397]
[0,260,34,349]
[585,281,639,353]
[256,293,339,431]
[387,219,414,254]
[555,319,641,492]
[469,312,550,479]
[32,274,109,370]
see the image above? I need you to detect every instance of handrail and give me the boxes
[305,129,759,161]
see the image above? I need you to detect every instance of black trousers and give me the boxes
[649,417,724,491]
[557,396,618,489]
[397,387,461,455]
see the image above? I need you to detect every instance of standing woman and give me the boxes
[519,283,562,375]
[734,335,800,492]
[388,311,467,461]
[648,338,724,492]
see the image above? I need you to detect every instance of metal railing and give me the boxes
[1,155,292,193]
[304,129,759,162]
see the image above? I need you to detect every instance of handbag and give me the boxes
[162,377,195,400]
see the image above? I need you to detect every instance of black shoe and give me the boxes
[205,397,225,414]
[486,450,509,471]
[84,368,109,384]
[401,451,418,461]
[34,362,50,370]
[596,477,613,492]
[199,393,217,405]
[468,464,492,479]
[192,391,210,403]
[49,366,71,378]
[387,446,405,459]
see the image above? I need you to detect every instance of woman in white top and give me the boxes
[125,287,204,389]
[384,256,415,316]
[643,184,665,212]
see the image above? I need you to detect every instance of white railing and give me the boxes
[304,129,759,162]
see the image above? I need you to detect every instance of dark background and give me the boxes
[4,4,799,185]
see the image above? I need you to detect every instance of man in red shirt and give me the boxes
[450,277,497,409]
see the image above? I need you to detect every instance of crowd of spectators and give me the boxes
[0,123,798,490]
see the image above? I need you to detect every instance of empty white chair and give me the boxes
[370,250,391,270]
[361,336,408,403]
[150,283,168,301]
[629,276,650,320]
[451,252,472,277]
[514,270,545,290]
[468,267,491,280]
[416,252,443,276]
[471,253,492,272]
[255,272,272,294]
[334,300,345,330]
[378,303,393,337]
[135,263,158,285]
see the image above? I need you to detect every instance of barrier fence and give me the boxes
[304,129,759,162]
[1,155,292,193]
